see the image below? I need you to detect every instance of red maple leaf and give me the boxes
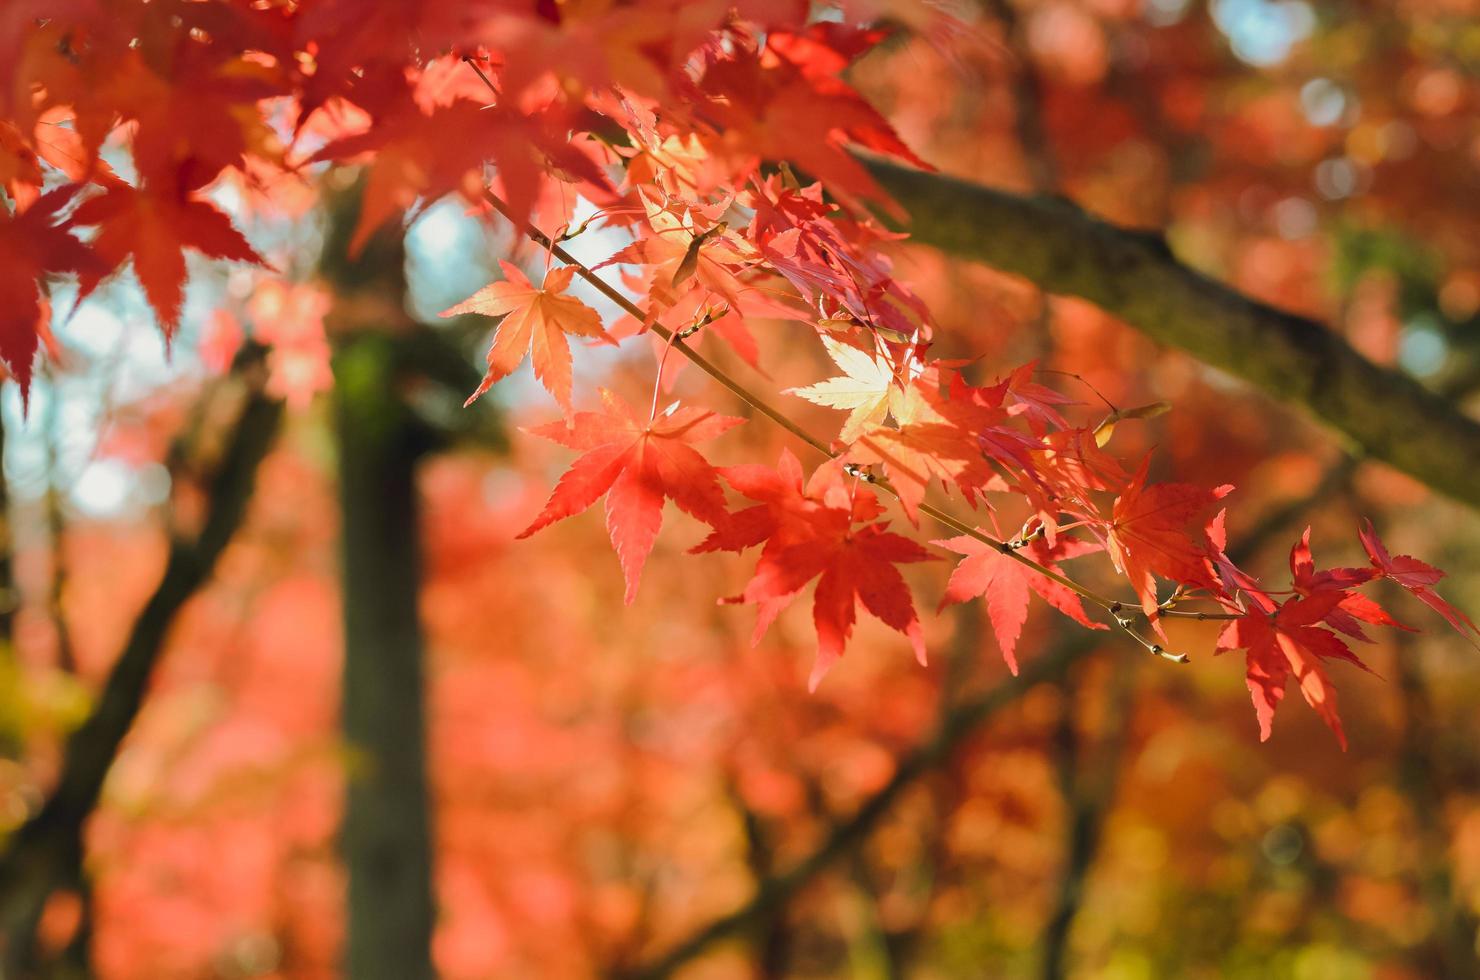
[841,375,997,524]
[0,184,103,400]
[691,447,816,556]
[312,95,613,253]
[704,454,933,689]
[1102,458,1231,626]
[519,390,742,603]
[71,178,265,335]
[1287,526,1405,642]
[935,534,1105,674]
[744,175,931,343]
[441,261,609,413]
[1358,519,1479,647]
[697,31,931,216]
[1216,591,1374,749]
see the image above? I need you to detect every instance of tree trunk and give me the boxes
[320,176,438,980]
[333,335,436,980]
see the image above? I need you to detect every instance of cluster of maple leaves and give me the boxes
[2,0,1474,745]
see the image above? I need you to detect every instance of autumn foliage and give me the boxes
[3,0,1480,974]
[2,0,1474,751]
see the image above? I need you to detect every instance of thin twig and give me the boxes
[478,187,1235,627]
[461,59,1237,629]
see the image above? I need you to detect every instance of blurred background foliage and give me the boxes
[1,0,1479,977]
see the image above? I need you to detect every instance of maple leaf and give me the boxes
[1102,458,1231,626]
[843,377,997,523]
[935,534,1106,674]
[1216,591,1374,749]
[745,176,931,343]
[1358,520,1479,647]
[478,4,677,103]
[1203,508,1277,614]
[1035,427,1128,507]
[1000,361,1073,435]
[114,44,286,192]
[519,390,742,603]
[807,526,933,688]
[691,447,816,556]
[1286,526,1404,642]
[24,115,121,195]
[71,179,265,335]
[442,261,609,413]
[743,518,933,690]
[697,32,929,215]
[603,193,750,284]
[0,184,103,400]
[702,453,932,689]
[786,334,909,443]
[312,96,613,254]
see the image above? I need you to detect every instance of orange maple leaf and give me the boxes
[518,390,743,603]
[442,261,610,413]
[935,534,1105,674]
[1103,458,1231,627]
[72,179,265,335]
[1216,591,1373,749]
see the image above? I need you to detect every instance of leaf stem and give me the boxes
[649,326,680,424]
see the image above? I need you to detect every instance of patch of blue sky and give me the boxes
[1210,0,1315,66]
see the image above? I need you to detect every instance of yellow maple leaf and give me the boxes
[786,335,913,443]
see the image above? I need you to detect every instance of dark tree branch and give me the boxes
[621,431,1385,980]
[0,367,283,963]
[617,633,1098,980]
[1039,661,1134,980]
[861,157,1480,513]
[44,378,78,676]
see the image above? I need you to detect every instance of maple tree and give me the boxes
[1,0,1479,976]
[0,0,1471,744]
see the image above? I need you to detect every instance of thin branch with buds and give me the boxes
[460,27,1240,636]
[477,184,1238,637]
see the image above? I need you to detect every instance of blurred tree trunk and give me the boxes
[1038,661,1133,980]
[321,182,436,980]
[333,336,436,980]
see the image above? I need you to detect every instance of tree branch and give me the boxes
[861,157,1480,513]
[0,367,283,956]
[479,187,1234,631]
[620,435,1378,979]
[616,632,1098,980]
